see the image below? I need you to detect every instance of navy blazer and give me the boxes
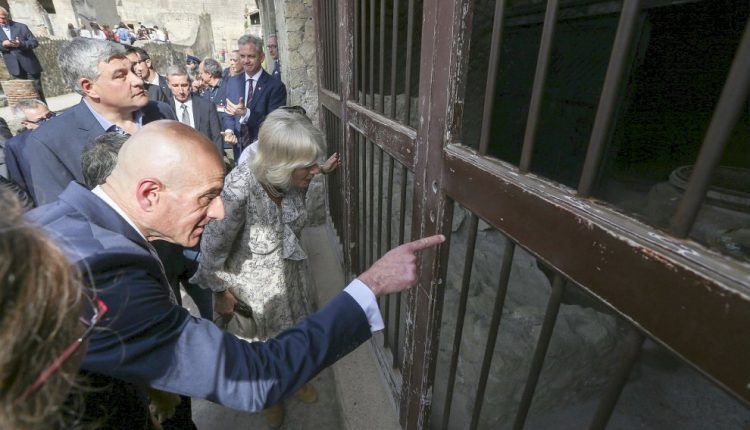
[168,95,224,154]
[3,130,34,202]
[26,182,371,413]
[0,21,42,76]
[200,78,227,108]
[26,99,176,205]
[221,69,286,145]
[146,74,170,103]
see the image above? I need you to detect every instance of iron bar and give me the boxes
[513,274,566,429]
[404,0,416,126]
[519,0,560,172]
[379,0,386,113]
[578,0,642,197]
[353,0,359,102]
[369,139,375,266]
[389,0,400,120]
[394,166,408,368]
[360,0,366,105]
[670,15,750,237]
[358,133,365,273]
[440,214,480,430]
[588,328,644,430]
[370,0,376,109]
[478,0,507,155]
[377,146,385,260]
[470,239,516,430]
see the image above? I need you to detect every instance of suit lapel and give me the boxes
[250,71,269,111]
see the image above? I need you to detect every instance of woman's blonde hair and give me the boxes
[251,108,324,190]
[0,189,84,429]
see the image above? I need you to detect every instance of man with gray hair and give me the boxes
[165,64,223,154]
[24,37,175,205]
[198,57,226,108]
[81,132,127,188]
[222,34,286,161]
[3,99,54,204]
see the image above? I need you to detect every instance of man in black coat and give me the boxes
[0,7,45,103]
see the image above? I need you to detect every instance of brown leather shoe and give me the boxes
[295,383,318,404]
[263,403,284,428]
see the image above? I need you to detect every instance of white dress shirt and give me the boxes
[175,97,195,128]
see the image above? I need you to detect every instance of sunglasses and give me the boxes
[23,111,56,125]
[15,291,108,404]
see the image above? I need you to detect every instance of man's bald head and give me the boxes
[104,121,225,246]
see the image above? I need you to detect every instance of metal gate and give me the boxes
[314,0,750,428]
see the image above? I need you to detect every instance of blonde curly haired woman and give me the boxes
[191,107,340,427]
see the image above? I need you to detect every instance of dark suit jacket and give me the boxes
[3,130,34,202]
[146,74,170,103]
[26,99,176,205]
[168,95,224,154]
[222,69,286,147]
[26,182,372,417]
[0,21,42,76]
[200,78,227,108]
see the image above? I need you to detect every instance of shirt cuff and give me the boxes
[240,109,251,124]
[344,279,385,332]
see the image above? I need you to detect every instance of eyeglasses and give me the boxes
[23,111,56,125]
[15,291,108,404]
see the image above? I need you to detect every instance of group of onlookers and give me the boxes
[68,21,167,45]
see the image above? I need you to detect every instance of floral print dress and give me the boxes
[190,161,311,340]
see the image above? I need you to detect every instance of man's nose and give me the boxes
[207,196,225,220]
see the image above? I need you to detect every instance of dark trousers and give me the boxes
[11,71,45,104]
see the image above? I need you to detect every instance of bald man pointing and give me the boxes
[26,121,444,429]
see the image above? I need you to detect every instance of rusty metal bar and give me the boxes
[360,0,366,105]
[513,274,566,429]
[519,0,560,172]
[440,214,479,430]
[670,15,750,237]
[578,0,642,198]
[339,0,356,278]
[470,239,516,430]
[353,0,359,102]
[327,0,334,91]
[403,0,416,126]
[346,101,417,169]
[379,0,386,113]
[369,139,375,266]
[394,166,408,369]
[369,0,376,109]
[442,144,750,404]
[478,0,507,155]
[589,328,644,430]
[357,133,365,273]
[385,154,395,357]
[377,146,385,259]
[389,0,400,120]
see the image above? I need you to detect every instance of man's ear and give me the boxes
[135,178,163,212]
[80,77,97,99]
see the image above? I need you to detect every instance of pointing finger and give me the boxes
[401,234,445,253]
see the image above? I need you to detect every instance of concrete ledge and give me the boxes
[302,224,401,430]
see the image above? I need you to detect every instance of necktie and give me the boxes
[180,104,190,125]
[246,78,255,107]
[107,124,130,136]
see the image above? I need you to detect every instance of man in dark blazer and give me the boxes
[126,45,170,103]
[0,7,45,103]
[198,57,227,108]
[26,38,175,206]
[165,65,223,154]
[222,34,286,161]
[26,120,444,429]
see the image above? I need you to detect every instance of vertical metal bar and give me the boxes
[403,0,416,126]
[358,134,365,273]
[360,0,367,105]
[370,0,376,108]
[394,166,407,368]
[379,0,386,113]
[578,0,642,198]
[384,154,395,350]
[588,328,644,430]
[389,0,400,119]
[353,0,359,101]
[470,239,516,430]
[478,0,507,156]
[326,0,333,91]
[519,0,560,172]
[670,15,750,237]
[369,139,376,265]
[440,214,480,430]
[377,146,385,259]
[513,274,566,429]
[362,136,368,270]
[339,0,356,279]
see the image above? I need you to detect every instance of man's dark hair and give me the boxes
[125,45,150,61]
[82,133,129,189]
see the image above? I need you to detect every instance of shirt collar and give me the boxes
[91,186,147,241]
[82,98,145,133]
[174,96,193,108]
[245,69,263,82]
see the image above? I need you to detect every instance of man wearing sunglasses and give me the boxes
[2,99,54,206]
[27,120,444,429]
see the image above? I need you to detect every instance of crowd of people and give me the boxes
[0,12,445,430]
[68,21,168,45]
